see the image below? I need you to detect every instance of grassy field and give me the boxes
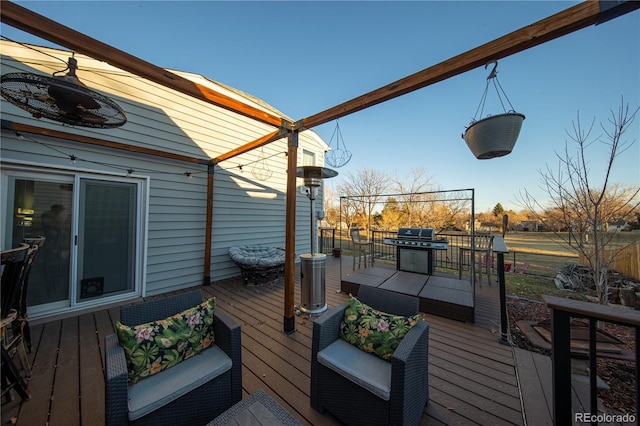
[502,231,640,301]
[505,231,639,253]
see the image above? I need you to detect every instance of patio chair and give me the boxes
[1,237,44,379]
[228,245,285,285]
[458,234,493,283]
[104,289,242,426]
[1,243,32,402]
[481,254,495,271]
[514,262,530,274]
[311,286,429,426]
[15,237,46,352]
[350,228,373,270]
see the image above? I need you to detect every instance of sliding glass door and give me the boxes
[3,170,143,316]
[77,178,137,301]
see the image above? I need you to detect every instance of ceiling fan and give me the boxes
[1,55,127,129]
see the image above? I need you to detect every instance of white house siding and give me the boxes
[1,41,330,312]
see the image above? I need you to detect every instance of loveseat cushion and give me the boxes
[127,345,232,421]
[116,298,216,382]
[339,294,420,361]
[317,338,392,401]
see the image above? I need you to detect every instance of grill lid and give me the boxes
[397,228,434,240]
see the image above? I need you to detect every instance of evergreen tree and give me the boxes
[492,203,505,218]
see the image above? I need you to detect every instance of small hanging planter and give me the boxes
[462,61,525,159]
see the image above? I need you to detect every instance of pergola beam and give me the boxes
[0,0,284,129]
[298,0,640,129]
[211,127,289,165]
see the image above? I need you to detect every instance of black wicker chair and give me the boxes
[1,236,45,385]
[311,286,429,426]
[105,290,242,426]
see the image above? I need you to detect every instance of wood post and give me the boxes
[284,130,298,334]
[203,164,214,285]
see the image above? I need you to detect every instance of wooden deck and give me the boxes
[3,255,532,425]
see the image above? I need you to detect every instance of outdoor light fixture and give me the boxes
[1,55,127,129]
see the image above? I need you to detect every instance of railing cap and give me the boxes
[543,295,640,327]
[492,236,509,253]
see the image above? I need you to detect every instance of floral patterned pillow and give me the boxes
[339,295,420,361]
[115,298,216,383]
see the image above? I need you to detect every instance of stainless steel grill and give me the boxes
[383,228,448,274]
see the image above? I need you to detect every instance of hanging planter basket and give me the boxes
[324,120,352,168]
[463,112,525,159]
[462,61,525,159]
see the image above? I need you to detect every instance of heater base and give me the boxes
[299,304,328,315]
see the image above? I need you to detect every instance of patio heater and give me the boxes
[296,166,338,314]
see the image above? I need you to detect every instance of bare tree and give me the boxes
[392,167,438,226]
[336,167,391,233]
[322,185,340,228]
[519,99,639,304]
[420,190,471,231]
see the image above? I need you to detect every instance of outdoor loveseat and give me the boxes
[311,286,430,426]
[228,245,286,285]
[104,290,242,426]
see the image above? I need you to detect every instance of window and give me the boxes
[302,149,316,166]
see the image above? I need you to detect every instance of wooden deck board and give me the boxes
[379,270,429,295]
[343,266,396,279]
[18,320,61,425]
[427,385,520,426]
[49,317,80,425]
[514,347,553,425]
[430,349,518,391]
[423,400,475,425]
[3,255,534,425]
[79,312,106,426]
[421,276,473,307]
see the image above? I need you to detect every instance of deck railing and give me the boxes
[322,229,492,272]
[542,295,640,425]
[322,228,579,278]
[318,227,335,255]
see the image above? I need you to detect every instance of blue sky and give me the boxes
[2,1,639,213]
